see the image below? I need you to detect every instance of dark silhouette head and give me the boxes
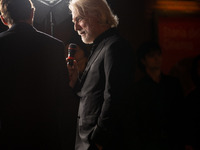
[137,41,162,72]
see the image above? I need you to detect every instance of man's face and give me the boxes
[142,51,162,71]
[72,11,100,44]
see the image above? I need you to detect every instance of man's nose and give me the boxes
[74,23,81,31]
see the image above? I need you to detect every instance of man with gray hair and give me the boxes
[67,0,136,149]
[0,0,74,149]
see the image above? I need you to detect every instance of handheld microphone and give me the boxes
[67,43,77,66]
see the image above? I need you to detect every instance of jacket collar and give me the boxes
[93,27,118,46]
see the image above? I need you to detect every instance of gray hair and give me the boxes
[68,0,119,28]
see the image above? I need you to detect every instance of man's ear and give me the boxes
[30,8,34,22]
[0,15,8,26]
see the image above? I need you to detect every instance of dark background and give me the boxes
[1,1,200,149]
[1,0,200,96]
[0,0,199,49]
[0,0,155,49]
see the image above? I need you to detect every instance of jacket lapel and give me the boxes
[80,42,105,85]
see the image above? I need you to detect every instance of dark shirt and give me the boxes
[133,73,183,150]
[183,86,200,149]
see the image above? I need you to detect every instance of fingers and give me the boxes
[66,59,79,88]
[95,144,103,150]
[66,59,77,69]
[73,60,78,70]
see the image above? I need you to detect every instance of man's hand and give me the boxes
[96,143,103,150]
[66,59,79,88]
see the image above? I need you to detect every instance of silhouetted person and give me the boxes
[183,54,200,150]
[0,0,75,149]
[134,41,184,150]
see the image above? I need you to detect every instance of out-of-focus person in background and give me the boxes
[134,41,184,150]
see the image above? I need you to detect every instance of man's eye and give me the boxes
[77,17,83,22]
[72,16,84,24]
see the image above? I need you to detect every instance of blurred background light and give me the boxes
[36,0,62,7]
[155,0,200,13]
[32,0,70,36]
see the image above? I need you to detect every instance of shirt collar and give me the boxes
[93,27,118,45]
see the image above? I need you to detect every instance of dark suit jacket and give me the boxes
[0,23,75,150]
[74,28,135,150]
